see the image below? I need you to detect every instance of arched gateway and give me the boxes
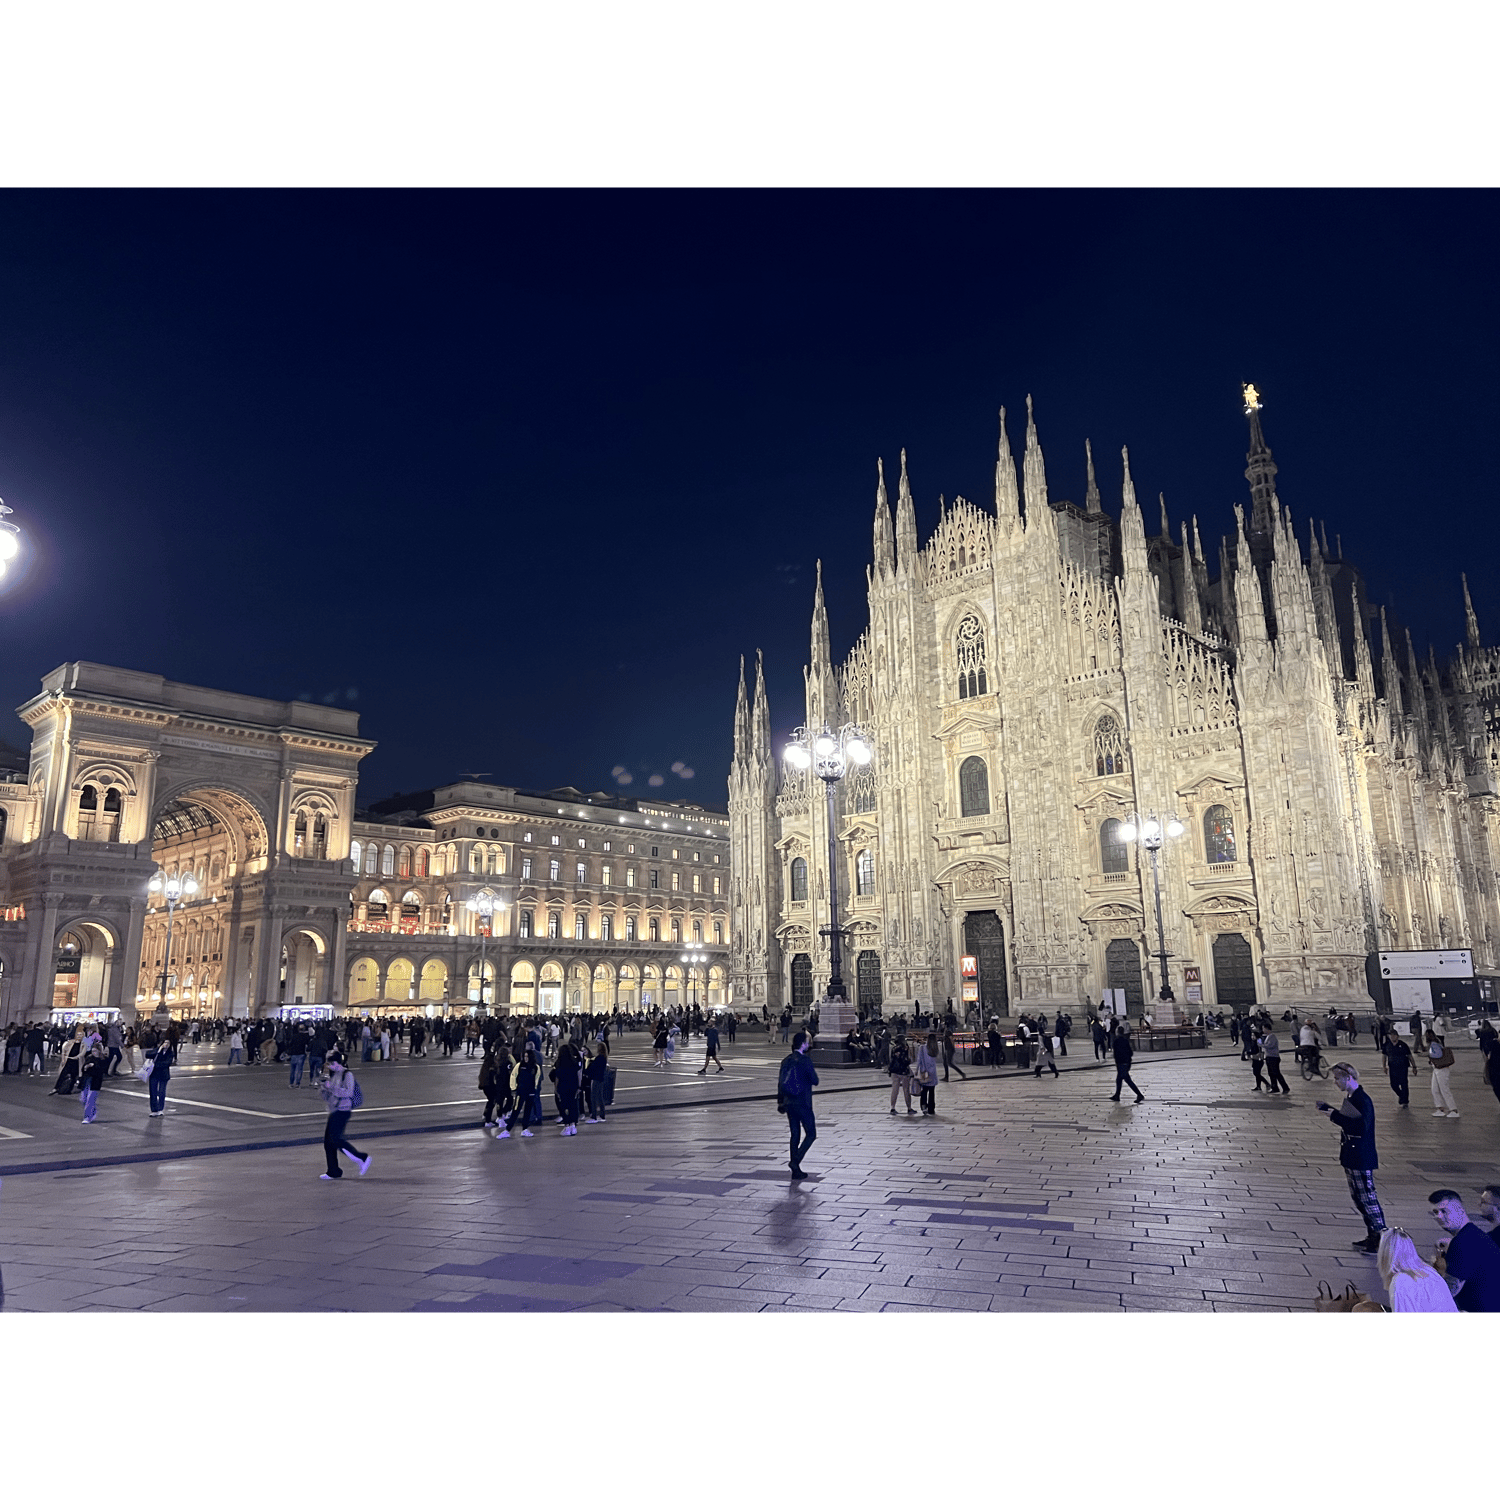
[0,662,373,1022]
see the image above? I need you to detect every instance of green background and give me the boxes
[0,5,1488,1488]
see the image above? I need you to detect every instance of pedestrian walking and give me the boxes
[1261,1029,1291,1094]
[227,1025,244,1065]
[50,1032,84,1095]
[1383,1032,1412,1108]
[941,1026,966,1081]
[777,1031,819,1178]
[145,1033,176,1115]
[652,1022,668,1068]
[1314,1062,1386,1252]
[1034,1027,1059,1079]
[888,1033,915,1115]
[1424,1029,1459,1117]
[79,1036,108,1124]
[104,1018,123,1077]
[914,1031,941,1114]
[1054,1010,1071,1058]
[287,1025,309,1087]
[697,1021,725,1074]
[1109,1022,1144,1102]
[1091,1014,1109,1060]
[316,1052,370,1179]
[1428,1190,1500,1311]
[1377,1228,1458,1312]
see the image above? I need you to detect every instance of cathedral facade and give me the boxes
[729,394,1500,1021]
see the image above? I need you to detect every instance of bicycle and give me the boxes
[1297,1044,1328,1081]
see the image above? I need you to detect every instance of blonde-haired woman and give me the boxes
[1378,1227,1457,1312]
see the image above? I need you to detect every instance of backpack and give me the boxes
[779,1054,804,1098]
[349,1074,364,1108]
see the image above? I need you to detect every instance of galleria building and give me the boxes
[0,663,730,1022]
[728,394,1500,1021]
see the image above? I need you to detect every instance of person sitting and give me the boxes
[1378,1228,1457,1312]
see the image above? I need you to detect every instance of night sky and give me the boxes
[0,190,1495,809]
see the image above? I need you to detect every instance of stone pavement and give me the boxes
[2,1041,1496,1312]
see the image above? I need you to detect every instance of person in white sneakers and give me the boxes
[1424,1029,1459,1117]
[495,1044,539,1139]
[317,1052,371,1179]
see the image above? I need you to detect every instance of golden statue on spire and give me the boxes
[1242,382,1262,414]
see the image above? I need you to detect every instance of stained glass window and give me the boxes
[1101,818,1129,874]
[856,849,875,896]
[1093,714,1127,776]
[1205,804,1237,864]
[955,613,988,700]
[959,755,990,817]
[791,856,808,902]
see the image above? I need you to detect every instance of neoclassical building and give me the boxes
[0,662,729,1022]
[729,394,1500,1020]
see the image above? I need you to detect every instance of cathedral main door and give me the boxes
[790,953,814,1015]
[1211,932,1256,1011]
[962,910,1008,1015]
[1106,938,1146,1017]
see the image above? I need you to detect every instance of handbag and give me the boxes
[1313,1280,1363,1312]
[135,1059,155,1082]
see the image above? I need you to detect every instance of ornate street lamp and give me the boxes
[680,942,706,1012]
[465,891,506,1011]
[1118,811,1185,1011]
[147,870,199,1010]
[782,722,873,1036]
[0,493,21,585]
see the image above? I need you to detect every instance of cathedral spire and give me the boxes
[812,559,830,671]
[1378,607,1401,709]
[872,457,894,578]
[895,447,918,571]
[1463,572,1482,653]
[1232,503,1268,647]
[1022,394,1050,524]
[1119,446,1148,575]
[1158,492,1170,539]
[1352,581,1376,707]
[1191,514,1206,564]
[1242,381,1279,563]
[1179,521,1203,634]
[1084,437,1101,514]
[733,654,749,763]
[995,408,1020,526]
[752,647,771,763]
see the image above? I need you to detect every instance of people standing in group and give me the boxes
[79,1034,108,1124]
[552,1041,583,1135]
[286,1024,309,1087]
[778,1031,819,1178]
[316,1051,370,1179]
[495,1045,540,1139]
[1428,1189,1500,1311]
[698,1020,725,1075]
[479,1043,513,1129]
[1383,1029,1412,1109]
[145,1030,176,1116]
[1377,1228,1458,1312]
[1110,1021,1144,1102]
[1315,1061,1386,1252]
[888,1031,915,1115]
[1260,1028,1291,1095]
[227,1024,244,1066]
[1424,1028,1459,1117]
[914,1032,941,1114]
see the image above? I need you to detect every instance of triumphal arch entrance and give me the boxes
[0,662,372,1021]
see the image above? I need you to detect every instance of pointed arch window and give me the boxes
[312,815,327,859]
[955,612,988,699]
[1204,804,1237,864]
[790,856,808,903]
[1093,713,1127,777]
[293,811,307,856]
[1100,818,1129,874]
[958,756,990,817]
[856,848,875,897]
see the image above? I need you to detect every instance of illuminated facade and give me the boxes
[730,397,1500,1019]
[0,665,729,1020]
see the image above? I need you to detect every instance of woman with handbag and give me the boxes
[50,1031,84,1096]
[1424,1029,1459,1117]
[145,1031,177,1116]
[888,1034,915,1115]
[914,1032,941,1115]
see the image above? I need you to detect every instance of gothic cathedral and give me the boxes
[728,393,1500,1021]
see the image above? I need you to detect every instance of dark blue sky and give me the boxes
[0,190,1494,807]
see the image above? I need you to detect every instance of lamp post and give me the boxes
[783,721,873,1056]
[147,870,199,1016]
[0,493,22,585]
[1117,811,1184,1017]
[465,891,506,1012]
[680,942,706,1014]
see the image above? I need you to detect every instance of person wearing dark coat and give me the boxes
[1315,1061,1386,1252]
[479,1044,513,1128]
[585,1043,610,1122]
[496,1047,540,1138]
[778,1032,820,1178]
[50,1032,84,1095]
[146,1037,176,1115]
[80,1039,109,1123]
[553,1042,583,1135]
[1383,1034,1412,1108]
[1110,1024,1144,1102]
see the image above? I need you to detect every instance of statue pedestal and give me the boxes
[809,991,862,1070]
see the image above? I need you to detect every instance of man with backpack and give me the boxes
[777,1031,820,1179]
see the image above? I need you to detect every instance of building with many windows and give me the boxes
[0,662,729,1022]
[730,393,1500,1021]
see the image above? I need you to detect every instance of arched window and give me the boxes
[649,918,660,942]
[693,920,703,943]
[626,916,637,941]
[469,846,481,874]
[382,844,395,877]
[856,849,875,897]
[601,915,614,940]
[548,911,561,939]
[1093,713,1127,777]
[364,843,378,875]
[79,784,98,811]
[416,847,430,878]
[101,787,122,840]
[713,920,724,945]
[1204,804,1237,864]
[293,812,307,856]
[574,914,586,940]
[959,756,990,817]
[671,918,682,944]
[350,839,362,873]
[398,846,412,879]
[312,815,327,859]
[790,857,808,902]
[519,909,533,939]
[955,612,988,699]
[1100,818,1129,874]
